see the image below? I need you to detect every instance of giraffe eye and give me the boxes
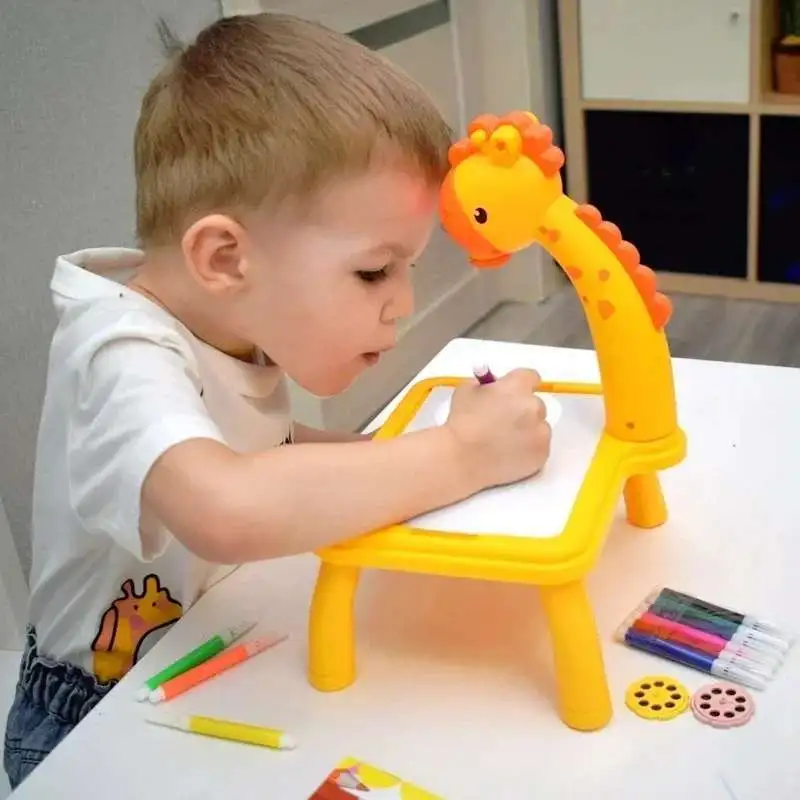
[473,207,488,224]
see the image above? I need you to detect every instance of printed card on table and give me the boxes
[308,756,443,799]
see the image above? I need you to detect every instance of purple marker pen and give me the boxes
[473,363,496,385]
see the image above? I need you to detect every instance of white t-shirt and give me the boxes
[27,248,294,684]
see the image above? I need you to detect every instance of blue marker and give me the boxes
[624,630,768,691]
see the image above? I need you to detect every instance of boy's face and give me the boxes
[242,167,439,397]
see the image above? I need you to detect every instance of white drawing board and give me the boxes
[402,387,606,538]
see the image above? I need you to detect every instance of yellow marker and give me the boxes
[146,712,296,750]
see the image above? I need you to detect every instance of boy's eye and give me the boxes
[357,268,389,283]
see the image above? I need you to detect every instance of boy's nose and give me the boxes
[383,277,415,322]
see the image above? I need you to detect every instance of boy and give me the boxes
[4,12,551,788]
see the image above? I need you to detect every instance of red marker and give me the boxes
[473,363,496,385]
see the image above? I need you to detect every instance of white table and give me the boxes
[11,339,800,799]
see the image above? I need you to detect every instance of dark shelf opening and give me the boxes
[585,109,750,279]
[758,115,800,285]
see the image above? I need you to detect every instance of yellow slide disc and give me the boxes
[625,675,690,721]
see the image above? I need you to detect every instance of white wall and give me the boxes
[0,0,221,574]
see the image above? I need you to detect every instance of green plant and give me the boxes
[779,0,800,41]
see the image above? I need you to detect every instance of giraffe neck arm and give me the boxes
[534,195,678,442]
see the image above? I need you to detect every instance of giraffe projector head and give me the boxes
[439,111,565,268]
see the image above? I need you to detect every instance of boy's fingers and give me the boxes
[502,368,542,391]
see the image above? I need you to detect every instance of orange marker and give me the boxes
[148,634,287,704]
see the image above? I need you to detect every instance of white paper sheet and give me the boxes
[401,387,606,538]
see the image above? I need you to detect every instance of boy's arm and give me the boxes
[292,423,372,443]
[142,429,476,563]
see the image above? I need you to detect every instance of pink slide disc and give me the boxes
[691,682,754,728]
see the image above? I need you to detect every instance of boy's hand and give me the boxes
[445,368,552,488]
[142,368,551,563]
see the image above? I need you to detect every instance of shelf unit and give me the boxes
[558,0,800,302]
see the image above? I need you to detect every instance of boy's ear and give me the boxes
[181,214,250,293]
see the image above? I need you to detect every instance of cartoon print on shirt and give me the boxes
[91,573,183,683]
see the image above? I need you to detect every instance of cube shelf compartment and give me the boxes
[585,110,750,281]
[558,0,800,302]
[759,115,800,285]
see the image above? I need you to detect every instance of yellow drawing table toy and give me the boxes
[307,111,687,732]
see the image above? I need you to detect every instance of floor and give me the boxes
[467,286,800,368]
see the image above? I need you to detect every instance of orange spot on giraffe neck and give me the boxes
[565,265,583,279]
[539,225,561,243]
[597,299,616,320]
[574,204,673,330]
[598,269,610,281]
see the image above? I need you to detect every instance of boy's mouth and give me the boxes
[361,345,394,365]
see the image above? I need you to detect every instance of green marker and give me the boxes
[649,597,788,650]
[134,621,257,701]
[651,596,740,635]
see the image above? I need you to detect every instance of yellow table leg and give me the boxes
[308,562,361,692]
[539,580,612,731]
[624,473,667,529]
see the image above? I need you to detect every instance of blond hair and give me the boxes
[134,13,453,246]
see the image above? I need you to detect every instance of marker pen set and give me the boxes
[616,586,794,691]
[136,621,293,751]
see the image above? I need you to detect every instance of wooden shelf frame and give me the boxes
[557,0,800,303]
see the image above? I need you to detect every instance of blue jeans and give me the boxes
[3,627,115,790]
